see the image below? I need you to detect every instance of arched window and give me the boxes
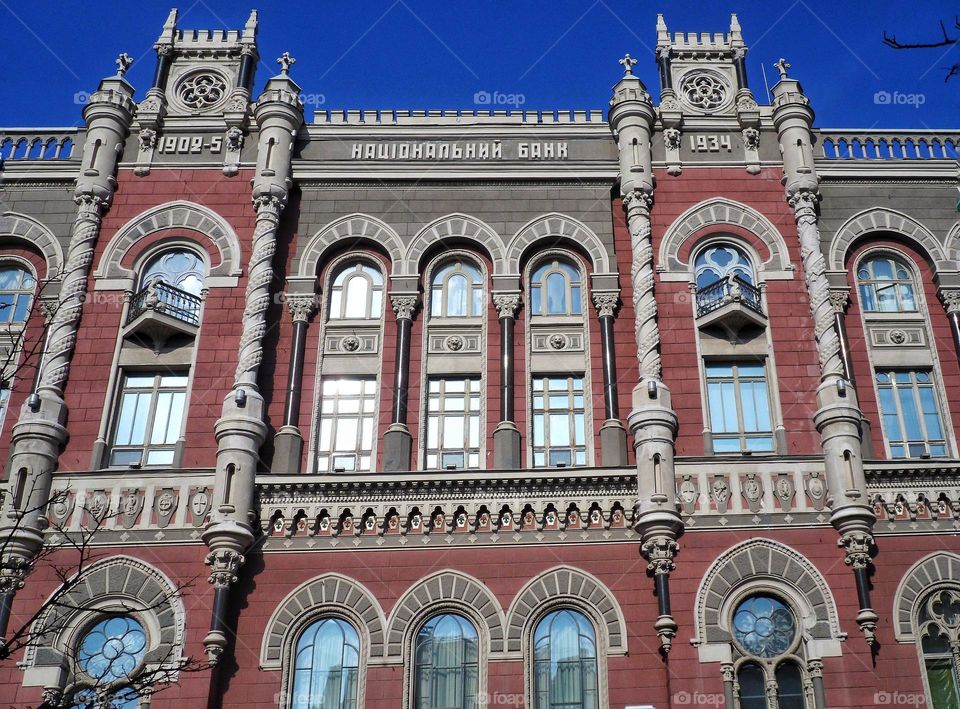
[328,261,384,320]
[731,595,808,709]
[413,613,479,709]
[73,615,147,708]
[916,588,960,707]
[532,609,599,709]
[530,259,582,316]
[857,254,918,313]
[430,260,484,318]
[140,248,205,296]
[291,618,360,709]
[0,264,36,324]
[694,244,755,290]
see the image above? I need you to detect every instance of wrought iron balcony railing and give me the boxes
[126,281,202,327]
[696,275,763,318]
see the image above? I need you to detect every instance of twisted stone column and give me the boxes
[624,189,661,381]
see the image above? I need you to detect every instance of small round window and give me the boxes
[78,616,147,683]
[732,595,797,658]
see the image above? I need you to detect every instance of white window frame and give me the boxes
[316,377,378,473]
[531,375,587,468]
[108,372,188,467]
[703,361,775,454]
[424,377,482,470]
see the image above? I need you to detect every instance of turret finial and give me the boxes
[619,53,638,76]
[774,58,791,80]
[277,52,296,76]
[115,53,134,77]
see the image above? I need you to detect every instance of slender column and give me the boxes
[807,659,827,709]
[0,58,135,639]
[772,59,876,646]
[721,664,736,709]
[492,294,521,469]
[273,296,316,473]
[382,294,418,471]
[939,289,960,358]
[609,57,683,653]
[593,292,628,466]
[202,54,303,663]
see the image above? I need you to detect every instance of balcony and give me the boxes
[695,275,765,333]
[124,281,202,349]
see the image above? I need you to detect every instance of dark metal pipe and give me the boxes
[854,567,871,610]
[657,51,671,89]
[238,52,255,93]
[209,586,229,635]
[735,55,749,89]
[282,319,308,427]
[152,49,172,90]
[655,572,671,617]
[392,317,412,424]
[500,316,514,422]
[599,314,619,421]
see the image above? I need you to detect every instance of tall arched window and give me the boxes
[530,259,582,316]
[430,260,484,318]
[731,595,808,709]
[857,254,918,313]
[291,618,360,709]
[532,609,599,709]
[916,588,960,707]
[328,261,384,320]
[413,613,479,709]
[695,244,755,290]
[140,248,205,296]
[0,264,36,324]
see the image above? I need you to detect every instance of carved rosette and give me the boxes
[623,189,661,380]
[391,294,420,321]
[492,293,521,319]
[788,189,844,380]
[234,194,285,386]
[286,295,317,323]
[40,194,107,394]
[592,292,619,318]
[205,548,245,589]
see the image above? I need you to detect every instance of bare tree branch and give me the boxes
[883,18,959,49]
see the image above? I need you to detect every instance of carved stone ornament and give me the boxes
[712,476,730,513]
[340,335,361,352]
[492,293,521,319]
[226,126,245,151]
[775,474,795,511]
[138,95,162,113]
[115,52,134,77]
[940,289,960,315]
[828,290,850,314]
[679,476,698,515]
[176,70,228,110]
[737,93,759,112]
[658,95,681,113]
[48,491,74,526]
[549,334,567,350]
[742,127,760,151]
[390,294,419,321]
[680,71,728,111]
[663,127,682,151]
[641,535,679,576]
[154,488,179,529]
[286,295,317,323]
[445,335,464,351]
[120,488,144,529]
[742,473,763,513]
[889,329,907,345]
[190,487,211,526]
[806,472,826,510]
[838,530,874,570]
[592,292,619,318]
[87,490,109,522]
[206,548,245,589]
[138,128,157,152]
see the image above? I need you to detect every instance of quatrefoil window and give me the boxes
[175,70,228,110]
[680,72,728,111]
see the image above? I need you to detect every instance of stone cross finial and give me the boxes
[115,53,134,77]
[619,54,638,76]
[774,58,791,80]
[277,52,296,76]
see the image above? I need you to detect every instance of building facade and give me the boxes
[0,9,959,709]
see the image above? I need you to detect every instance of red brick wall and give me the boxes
[649,168,821,456]
[57,168,256,471]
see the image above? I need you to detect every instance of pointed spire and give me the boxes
[656,14,669,43]
[157,8,178,45]
[242,9,258,42]
[730,13,743,43]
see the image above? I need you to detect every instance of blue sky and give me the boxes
[0,0,957,128]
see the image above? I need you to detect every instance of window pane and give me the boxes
[775,663,805,709]
[546,272,567,314]
[926,658,960,709]
[447,274,468,316]
[737,663,768,709]
[343,275,369,318]
[443,416,465,448]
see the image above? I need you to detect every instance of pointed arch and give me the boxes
[694,538,842,660]
[385,570,506,659]
[507,213,615,276]
[893,552,960,641]
[94,200,243,288]
[298,213,403,278]
[403,214,505,276]
[0,211,64,279]
[505,565,627,656]
[260,572,386,667]
[828,207,948,272]
[658,197,794,279]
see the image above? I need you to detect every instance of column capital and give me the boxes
[641,534,679,575]
[390,293,420,321]
[839,529,874,570]
[286,294,317,323]
[592,291,620,318]
[492,292,521,319]
[205,548,245,589]
[829,288,850,314]
[940,288,960,315]
[623,188,654,215]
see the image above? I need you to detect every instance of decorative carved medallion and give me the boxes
[742,474,763,513]
[175,70,228,111]
[155,488,179,529]
[775,474,795,511]
[679,71,729,111]
[549,334,567,350]
[189,487,211,526]
[120,488,144,529]
[806,472,826,510]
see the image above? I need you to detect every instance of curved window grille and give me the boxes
[328,262,384,320]
[695,244,755,290]
[857,255,918,313]
[291,617,360,709]
[140,249,205,296]
[730,595,808,709]
[530,259,582,316]
[0,265,36,324]
[916,588,960,708]
[413,613,479,709]
[73,615,147,708]
[533,609,599,709]
[430,261,484,318]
